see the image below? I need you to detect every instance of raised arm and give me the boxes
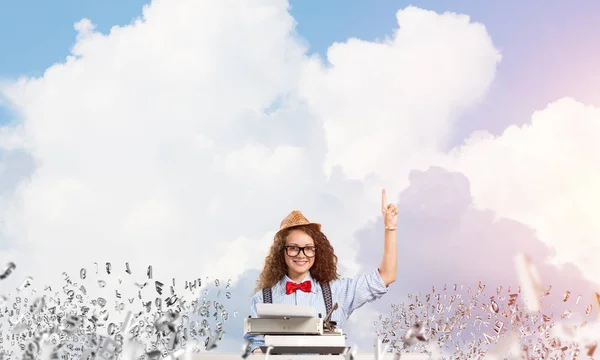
[379,189,398,286]
[335,269,389,317]
[242,292,265,353]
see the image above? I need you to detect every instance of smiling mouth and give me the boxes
[293,260,308,265]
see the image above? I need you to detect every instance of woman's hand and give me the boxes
[381,189,398,230]
[253,348,263,354]
[379,188,398,286]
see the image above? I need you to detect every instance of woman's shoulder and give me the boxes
[250,280,283,300]
[326,269,383,287]
[251,288,265,301]
[322,275,350,288]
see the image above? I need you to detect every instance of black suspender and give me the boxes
[320,282,333,315]
[262,282,333,316]
[262,287,272,304]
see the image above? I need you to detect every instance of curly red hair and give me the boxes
[256,225,339,291]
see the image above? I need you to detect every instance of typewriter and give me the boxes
[244,303,347,355]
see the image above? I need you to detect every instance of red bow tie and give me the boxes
[286,280,312,294]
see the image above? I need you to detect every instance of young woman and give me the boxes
[243,189,398,353]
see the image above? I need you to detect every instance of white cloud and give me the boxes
[0,0,501,351]
[0,0,314,290]
[213,144,309,183]
[299,6,501,184]
[211,231,277,282]
[446,97,600,283]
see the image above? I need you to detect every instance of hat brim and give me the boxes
[275,222,322,238]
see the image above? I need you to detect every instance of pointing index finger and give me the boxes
[381,189,387,210]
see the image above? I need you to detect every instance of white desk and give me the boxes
[189,354,429,360]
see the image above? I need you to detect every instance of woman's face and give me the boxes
[284,229,316,281]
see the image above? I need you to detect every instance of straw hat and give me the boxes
[276,210,321,238]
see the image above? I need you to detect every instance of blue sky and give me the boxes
[1,0,599,142]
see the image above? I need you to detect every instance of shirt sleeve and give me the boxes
[242,290,265,352]
[335,268,389,317]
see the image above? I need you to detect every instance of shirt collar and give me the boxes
[277,272,318,294]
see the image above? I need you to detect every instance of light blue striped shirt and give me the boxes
[243,269,389,352]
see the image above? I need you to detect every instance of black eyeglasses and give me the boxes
[284,245,317,258]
